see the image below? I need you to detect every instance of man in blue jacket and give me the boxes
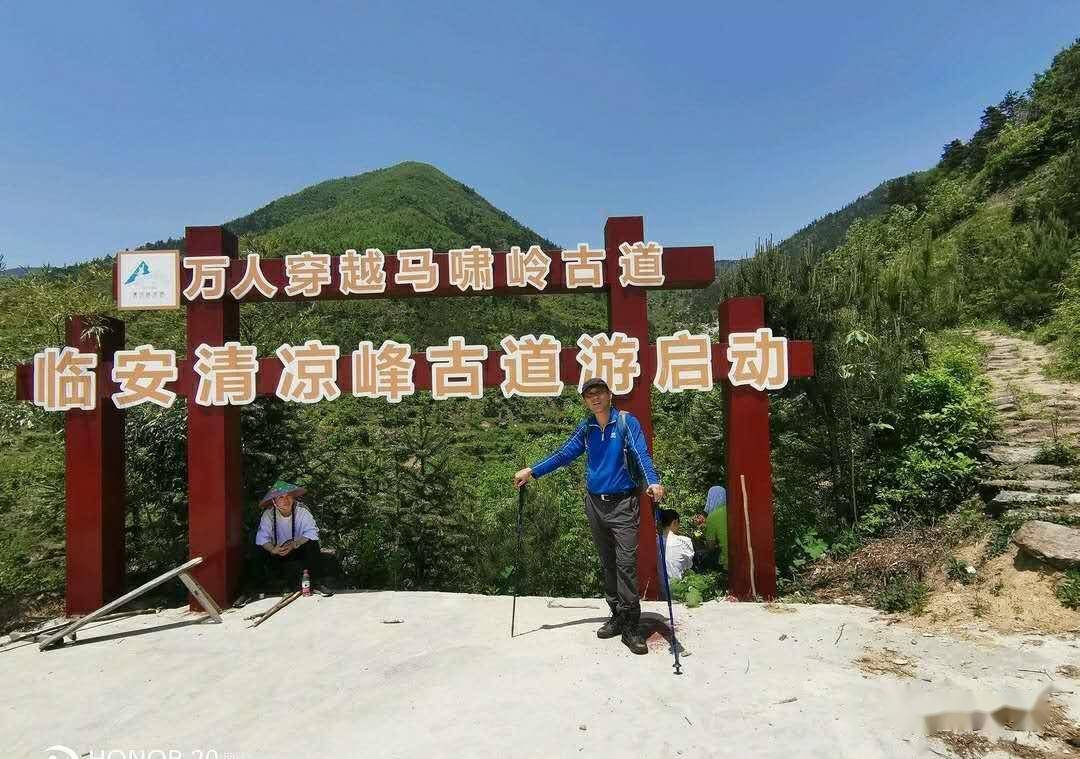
[513,377,664,655]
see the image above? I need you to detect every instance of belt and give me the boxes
[590,489,638,502]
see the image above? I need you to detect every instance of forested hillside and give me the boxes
[709,37,1080,608]
[1,38,1078,626]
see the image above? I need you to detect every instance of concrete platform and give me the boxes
[4,592,1080,758]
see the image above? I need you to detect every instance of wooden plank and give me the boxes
[145,244,716,305]
[250,591,301,628]
[178,571,222,622]
[6,609,158,644]
[39,557,204,650]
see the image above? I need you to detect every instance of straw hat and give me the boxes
[259,479,306,508]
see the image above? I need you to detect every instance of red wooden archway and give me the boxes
[16,217,813,612]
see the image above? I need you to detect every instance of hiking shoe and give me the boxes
[313,584,335,597]
[621,605,648,655]
[596,612,623,639]
[621,625,648,655]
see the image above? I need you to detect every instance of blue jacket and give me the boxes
[530,406,660,494]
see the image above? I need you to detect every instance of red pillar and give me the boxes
[185,226,243,607]
[65,316,126,614]
[604,216,660,601]
[719,296,777,599]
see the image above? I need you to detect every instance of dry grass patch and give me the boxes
[916,543,1080,635]
[854,647,917,678]
[807,530,944,611]
[933,731,993,758]
[930,695,1080,758]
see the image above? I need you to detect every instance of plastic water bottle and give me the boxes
[301,569,311,596]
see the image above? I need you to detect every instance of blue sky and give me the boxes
[2,2,1078,268]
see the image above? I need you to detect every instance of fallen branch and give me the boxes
[250,591,302,628]
[1017,668,1053,680]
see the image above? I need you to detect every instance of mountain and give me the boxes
[775,181,893,257]
[0,266,39,279]
[768,38,1080,278]
[143,161,556,254]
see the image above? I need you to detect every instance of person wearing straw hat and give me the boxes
[255,480,331,594]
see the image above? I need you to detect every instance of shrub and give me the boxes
[874,573,929,614]
[1033,441,1079,466]
[994,214,1078,328]
[1046,253,1080,381]
[979,119,1051,191]
[874,364,994,518]
[946,556,976,584]
[988,513,1028,557]
[1056,569,1080,610]
[926,178,976,233]
[669,570,721,605]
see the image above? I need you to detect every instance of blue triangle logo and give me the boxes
[123,260,151,285]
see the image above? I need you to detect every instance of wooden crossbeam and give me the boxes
[112,245,716,304]
[16,341,813,402]
[38,556,220,650]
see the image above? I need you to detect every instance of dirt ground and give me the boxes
[5,592,1080,758]
[914,541,1080,637]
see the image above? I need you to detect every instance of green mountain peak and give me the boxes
[223,161,556,255]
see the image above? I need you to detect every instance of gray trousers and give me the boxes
[584,492,640,613]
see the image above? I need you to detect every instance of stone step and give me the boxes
[991,463,1076,481]
[1023,405,1080,416]
[984,479,1074,493]
[1007,434,1073,445]
[988,490,1080,512]
[987,446,1042,465]
[1001,421,1059,431]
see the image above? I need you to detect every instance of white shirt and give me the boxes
[663,532,694,581]
[255,504,319,546]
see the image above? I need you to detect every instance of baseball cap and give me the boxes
[580,377,611,395]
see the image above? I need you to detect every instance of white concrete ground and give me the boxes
[4,592,1080,758]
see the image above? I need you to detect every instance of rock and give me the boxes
[987,446,1042,465]
[984,479,1073,493]
[1004,464,1074,481]
[1012,521,1080,570]
[987,490,1080,512]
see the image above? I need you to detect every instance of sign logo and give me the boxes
[123,260,151,285]
[44,747,78,759]
[117,250,180,310]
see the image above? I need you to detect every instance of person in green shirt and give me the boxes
[704,485,729,571]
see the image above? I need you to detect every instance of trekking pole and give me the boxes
[511,483,525,638]
[655,505,683,675]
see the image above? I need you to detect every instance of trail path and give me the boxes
[973,331,1080,516]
